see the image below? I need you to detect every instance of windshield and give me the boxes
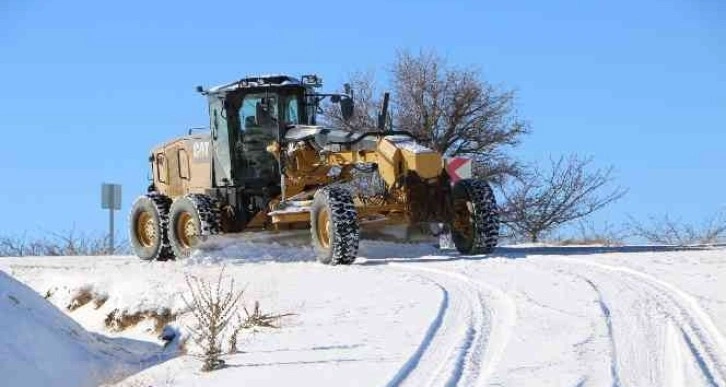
[240,93,278,130]
[239,93,303,131]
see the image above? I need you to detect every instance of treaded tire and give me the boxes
[168,194,222,259]
[310,186,359,265]
[449,179,499,254]
[129,193,175,261]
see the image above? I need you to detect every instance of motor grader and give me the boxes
[129,74,499,264]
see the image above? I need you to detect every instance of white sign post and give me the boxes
[101,183,122,254]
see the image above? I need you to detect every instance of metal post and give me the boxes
[109,207,115,255]
[378,92,390,131]
[102,183,121,256]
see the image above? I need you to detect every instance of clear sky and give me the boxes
[1,0,724,240]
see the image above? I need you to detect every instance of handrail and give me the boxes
[325,130,419,145]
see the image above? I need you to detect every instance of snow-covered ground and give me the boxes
[0,271,176,387]
[1,240,725,386]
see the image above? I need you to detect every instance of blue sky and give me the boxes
[1,0,724,240]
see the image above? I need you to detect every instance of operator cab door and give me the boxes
[209,98,234,187]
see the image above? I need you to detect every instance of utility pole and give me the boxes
[101,183,122,255]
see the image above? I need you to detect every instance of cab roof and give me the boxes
[201,74,313,95]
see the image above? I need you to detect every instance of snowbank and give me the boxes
[0,270,168,387]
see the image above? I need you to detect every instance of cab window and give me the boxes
[285,95,299,125]
[240,94,278,132]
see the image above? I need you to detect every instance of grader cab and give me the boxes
[129,74,499,264]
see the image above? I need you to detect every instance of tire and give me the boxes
[310,186,359,265]
[168,194,221,259]
[129,193,175,261]
[449,179,499,254]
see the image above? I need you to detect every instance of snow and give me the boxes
[386,135,434,154]
[0,271,174,387]
[1,243,726,386]
[284,125,322,141]
[207,74,301,93]
[267,201,312,216]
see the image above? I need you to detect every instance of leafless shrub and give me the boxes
[228,301,295,353]
[0,229,129,257]
[182,267,244,372]
[500,155,627,242]
[552,220,626,246]
[627,211,726,246]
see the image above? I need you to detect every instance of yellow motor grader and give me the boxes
[129,74,499,264]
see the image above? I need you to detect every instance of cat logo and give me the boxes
[192,141,210,161]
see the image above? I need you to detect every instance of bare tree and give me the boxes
[627,211,726,246]
[321,49,528,184]
[392,49,528,183]
[321,70,380,131]
[500,155,627,242]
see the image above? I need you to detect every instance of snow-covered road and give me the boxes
[2,243,725,386]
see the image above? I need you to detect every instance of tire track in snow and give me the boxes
[665,321,686,387]
[385,263,516,387]
[386,282,449,386]
[581,278,622,387]
[679,325,720,386]
[385,266,484,387]
[551,257,726,386]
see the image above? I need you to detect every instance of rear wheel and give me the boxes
[168,194,221,258]
[449,179,499,254]
[310,187,359,265]
[129,193,174,261]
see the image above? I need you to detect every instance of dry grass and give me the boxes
[550,221,626,247]
[93,294,109,309]
[67,287,95,311]
[65,287,109,311]
[555,237,618,246]
[104,308,176,334]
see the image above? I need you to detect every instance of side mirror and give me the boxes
[340,97,354,121]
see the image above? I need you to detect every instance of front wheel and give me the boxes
[310,187,359,265]
[449,179,499,254]
[168,194,221,258]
